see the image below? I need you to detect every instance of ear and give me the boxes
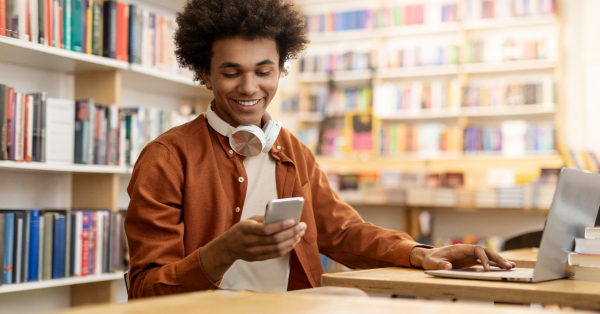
[278,65,285,80]
[201,71,213,90]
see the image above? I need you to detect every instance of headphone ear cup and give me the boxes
[262,120,282,153]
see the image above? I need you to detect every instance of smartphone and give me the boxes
[264,197,305,225]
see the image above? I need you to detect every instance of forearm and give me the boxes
[198,234,236,282]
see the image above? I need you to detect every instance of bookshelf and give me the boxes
[0,273,125,294]
[0,0,211,312]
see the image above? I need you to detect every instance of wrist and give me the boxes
[409,246,428,268]
[199,235,236,282]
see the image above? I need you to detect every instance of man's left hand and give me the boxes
[409,245,517,271]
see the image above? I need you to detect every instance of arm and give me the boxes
[125,142,219,298]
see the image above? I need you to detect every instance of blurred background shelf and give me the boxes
[375,65,459,79]
[461,104,557,117]
[0,161,127,174]
[0,273,125,294]
[461,60,557,74]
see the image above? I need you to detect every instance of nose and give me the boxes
[238,72,260,96]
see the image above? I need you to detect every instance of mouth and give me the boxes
[234,99,261,107]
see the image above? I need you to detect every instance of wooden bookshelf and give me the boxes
[0,273,125,294]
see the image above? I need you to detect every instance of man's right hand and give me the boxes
[199,216,306,282]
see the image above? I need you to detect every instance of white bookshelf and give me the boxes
[298,72,330,83]
[461,59,557,74]
[0,36,129,72]
[0,36,207,96]
[0,161,127,174]
[0,273,125,294]
[332,70,372,82]
[461,104,557,117]
[462,15,557,31]
[375,65,459,79]
[376,109,460,120]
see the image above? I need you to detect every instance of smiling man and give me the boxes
[124,0,515,299]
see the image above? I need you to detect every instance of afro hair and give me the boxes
[174,0,310,85]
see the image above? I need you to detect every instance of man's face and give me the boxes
[202,36,281,128]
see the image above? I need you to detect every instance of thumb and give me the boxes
[428,258,452,270]
[247,215,264,223]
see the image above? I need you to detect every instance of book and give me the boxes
[39,92,47,162]
[7,87,14,160]
[37,214,43,280]
[81,211,90,276]
[74,211,82,276]
[17,0,27,40]
[28,210,39,281]
[574,266,600,282]
[86,99,95,164]
[63,211,71,278]
[94,211,103,275]
[29,0,39,43]
[575,238,600,255]
[3,213,14,284]
[0,0,6,36]
[46,98,75,164]
[39,0,46,44]
[70,0,82,52]
[0,213,3,286]
[115,2,128,62]
[74,100,90,164]
[68,212,75,276]
[24,94,33,161]
[586,228,600,239]
[42,212,53,280]
[63,0,71,50]
[102,0,117,59]
[30,93,43,162]
[91,0,100,55]
[51,214,65,279]
[102,212,109,273]
[13,211,24,284]
[22,211,30,282]
[128,4,140,64]
[569,253,600,267]
[0,84,8,160]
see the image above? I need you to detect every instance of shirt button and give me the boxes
[229,150,234,154]
[235,207,240,213]
[238,177,244,183]
[277,145,281,149]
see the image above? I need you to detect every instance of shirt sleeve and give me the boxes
[125,142,220,299]
[302,146,432,269]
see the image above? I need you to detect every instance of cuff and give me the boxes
[393,241,434,268]
[177,248,222,291]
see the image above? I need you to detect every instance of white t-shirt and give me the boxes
[220,152,291,292]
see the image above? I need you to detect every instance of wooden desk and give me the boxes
[321,267,600,310]
[53,290,595,314]
[500,248,539,268]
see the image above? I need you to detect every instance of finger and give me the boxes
[258,224,305,246]
[248,215,265,223]
[249,234,300,259]
[262,219,301,235]
[483,247,515,270]
[474,246,490,271]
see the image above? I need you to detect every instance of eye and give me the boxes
[223,73,238,78]
[257,71,271,77]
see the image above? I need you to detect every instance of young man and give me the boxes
[124,0,515,299]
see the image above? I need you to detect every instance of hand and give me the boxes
[222,215,306,262]
[199,216,306,282]
[409,245,517,271]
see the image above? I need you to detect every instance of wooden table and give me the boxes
[53,290,596,314]
[322,265,600,310]
[500,248,539,268]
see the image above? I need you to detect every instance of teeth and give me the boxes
[236,100,260,106]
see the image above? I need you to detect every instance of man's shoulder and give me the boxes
[148,114,211,157]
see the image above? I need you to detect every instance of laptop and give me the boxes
[425,167,600,283]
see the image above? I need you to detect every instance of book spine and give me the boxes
[32,93,41,161]
[0,0,6,36]
[38,0,45,44]
[63,211,71,278]
[29,0,38,42]
[85,0,91,54]
[102,213,109,273]
[63,0,70,50]
[81,212,90,276]
[102,1,116,59]
[128,4,137,63]
[81,0,86,53]
[91,0,99,55]
[74,211,82,276]
[42,212,53,280]
[37,215,43,280]
[22,211,30,282]
[46,0,52,45]
[74,101,84,163]
[88,212,94,275]
[13,213,23,284]
[68,213,75,276]
[0,214,3,287]
[39,92,46,162]
[51,214,65,279]
[3,213,14,284]
[28,210,39,281]
[0,85,7,160]
[94,212,103,275]
[70,0,82,52]
[25,95,33,161]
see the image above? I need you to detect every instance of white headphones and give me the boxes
[206,103,282,157]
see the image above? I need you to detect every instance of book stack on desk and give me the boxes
[569,227,600,282]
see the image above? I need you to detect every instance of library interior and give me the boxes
[1,0,600,313]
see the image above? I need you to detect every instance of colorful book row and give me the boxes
[1,210,127,286]
[373,80,462,116]
[379,123,461,155]
[462,80,555,107]
[464,121,555,153]
[300,51,373,73]
[0,0,191,76]
[462,0,556,20]
[464,38,553,64]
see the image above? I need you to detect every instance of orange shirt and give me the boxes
[125,113,426,299]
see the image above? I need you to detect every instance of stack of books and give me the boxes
[300,51,373,73]
[462,79,556,107]
[496,187,526,208]
[378,122,461,156]
[463,37,553,63]
[461,0,556,20]
[324,86,372,117]
[373,80,462,117]
[569,228,600,282]
[463,121,555,154]
[0,0,192,77]
[377,44,459,68]
[0,209,128,286]
[475,188,496,208]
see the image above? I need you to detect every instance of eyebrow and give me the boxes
[218,59,276,69]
